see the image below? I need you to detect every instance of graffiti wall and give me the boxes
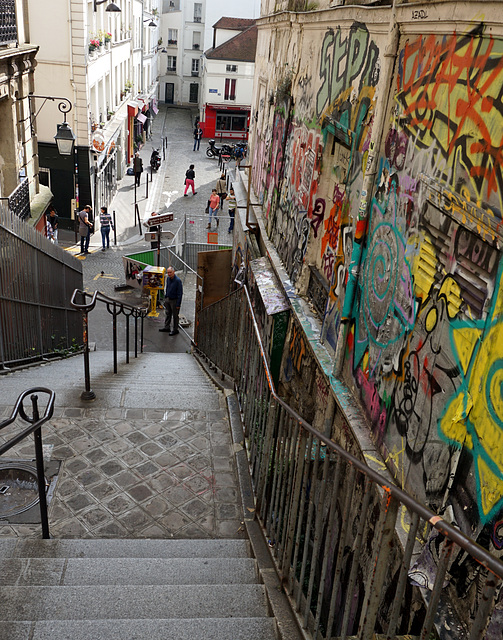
[346,27,503,536]
[251,13,503,537]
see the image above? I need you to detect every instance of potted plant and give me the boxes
[124,80,133,92]
[89,38,100,53]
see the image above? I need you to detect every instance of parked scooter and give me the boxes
[150,148,161,171]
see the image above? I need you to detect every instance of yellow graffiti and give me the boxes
[439,271,503,520]
[412,235,437,300]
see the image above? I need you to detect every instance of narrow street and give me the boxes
[57,105,236,354]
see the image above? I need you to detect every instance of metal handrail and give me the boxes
[195,284,503,639]
[0,388,55,538]
[71,289,148,400]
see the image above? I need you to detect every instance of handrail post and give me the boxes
[113,303,118,374]
[134,315,138,358]
[31,393,50,538]
[81,309,96,401]
[125,314,130,364]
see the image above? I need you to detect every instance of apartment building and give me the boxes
[200,18,257,141]
[0,0,46,227]
[26,0,161,225]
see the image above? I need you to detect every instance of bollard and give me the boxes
[113,209,117,245]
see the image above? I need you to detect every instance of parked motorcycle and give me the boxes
[206,139,246,159]
[206,139,224,158]
[150,148,161,171]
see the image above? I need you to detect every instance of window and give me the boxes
[191,58,199,76]
[168,29,178,45]
[224,78,236,101]
[194,2,202,22]
[189,83,199,103]
[226,65,238,73]
[192,32,201,49]
[167,56,177,72]
[216,112,247,133]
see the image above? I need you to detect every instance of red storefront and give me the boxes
[202,104,250,141]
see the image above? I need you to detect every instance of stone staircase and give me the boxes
[0,538,277,639]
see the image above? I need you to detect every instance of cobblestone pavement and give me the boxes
[0,377,243,540]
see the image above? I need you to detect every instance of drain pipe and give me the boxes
[332,2,400,377]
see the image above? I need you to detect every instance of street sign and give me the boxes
[145,212,174,226]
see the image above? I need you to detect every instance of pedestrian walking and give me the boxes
[159,267,183,335]
[99,206,114,251]
[133,152,143,186]
[184,164,197,196]
[46,205,59,244]
[78,205,93,255]
[206,189,220,229]
[193,125,203,151]
[226,188,236,233]
[216,173,227,210]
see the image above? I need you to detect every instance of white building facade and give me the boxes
[159,0,205,107]
[26,0,161,224]
[200,19,257,141]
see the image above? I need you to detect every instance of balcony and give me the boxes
[191,71,199,77]
[193,16,201,23]
[192,44,200,50]
[167,40,177,46]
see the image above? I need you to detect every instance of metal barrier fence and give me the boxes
[167,214,233,271]
[0,203,83,370]
[195,285,503,640]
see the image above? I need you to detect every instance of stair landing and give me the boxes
[0,352,242,540]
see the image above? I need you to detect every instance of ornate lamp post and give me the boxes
[28,95,76,156]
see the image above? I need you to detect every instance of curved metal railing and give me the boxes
[71,289,148,400]
[195,284,503,640]
[0,388,55,538]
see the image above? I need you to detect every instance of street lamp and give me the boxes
[29,95,76,156]
[93,0,121,11]
[54,122,76,156]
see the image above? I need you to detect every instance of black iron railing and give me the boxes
[0,388,55,538]
[0,202,83,370]
[195,284,503,640]
[70,289,148,400]
[8,178,30,220]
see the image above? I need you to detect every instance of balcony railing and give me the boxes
[0,0,17,45]
[7,178,31,221]
[194,16,201,23]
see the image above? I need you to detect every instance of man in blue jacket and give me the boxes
[159,266,183,335]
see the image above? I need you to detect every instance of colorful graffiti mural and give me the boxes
[251,16,503,535]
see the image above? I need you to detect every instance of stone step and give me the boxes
[0,584,270,621]
[1,617,277,640]
[0,538,250,559]
[0,352,221,411]
[0,556,259,586]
